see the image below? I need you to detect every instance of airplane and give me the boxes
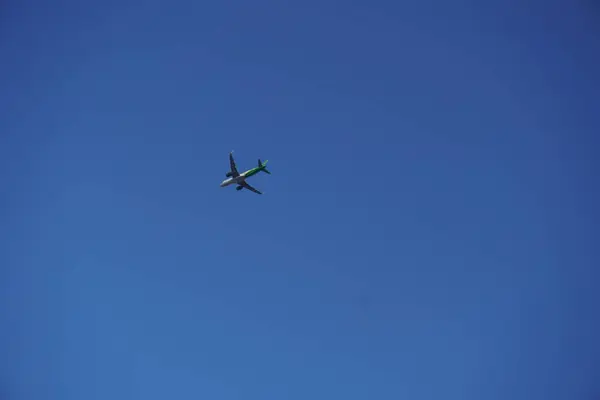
[220,151,271,195]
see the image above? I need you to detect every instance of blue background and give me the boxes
[1,1,599,399]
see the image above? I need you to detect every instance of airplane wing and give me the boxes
[229,152,240,177]
[240,181,262,195]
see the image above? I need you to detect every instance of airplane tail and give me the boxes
[258,159,271,174]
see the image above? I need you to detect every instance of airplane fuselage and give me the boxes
[220,173,247,187]
[220,165,264,187]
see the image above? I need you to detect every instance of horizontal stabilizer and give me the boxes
[258,159,271,174]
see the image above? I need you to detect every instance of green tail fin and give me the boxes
[259,159,271,174]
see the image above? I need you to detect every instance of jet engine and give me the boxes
[236,186,243,191]
[225,172,233,177]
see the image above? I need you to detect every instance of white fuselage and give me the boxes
[220,173,246,187]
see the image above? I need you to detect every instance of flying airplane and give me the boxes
[220,151,271,195]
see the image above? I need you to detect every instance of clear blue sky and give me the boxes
[1,1,599,399]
